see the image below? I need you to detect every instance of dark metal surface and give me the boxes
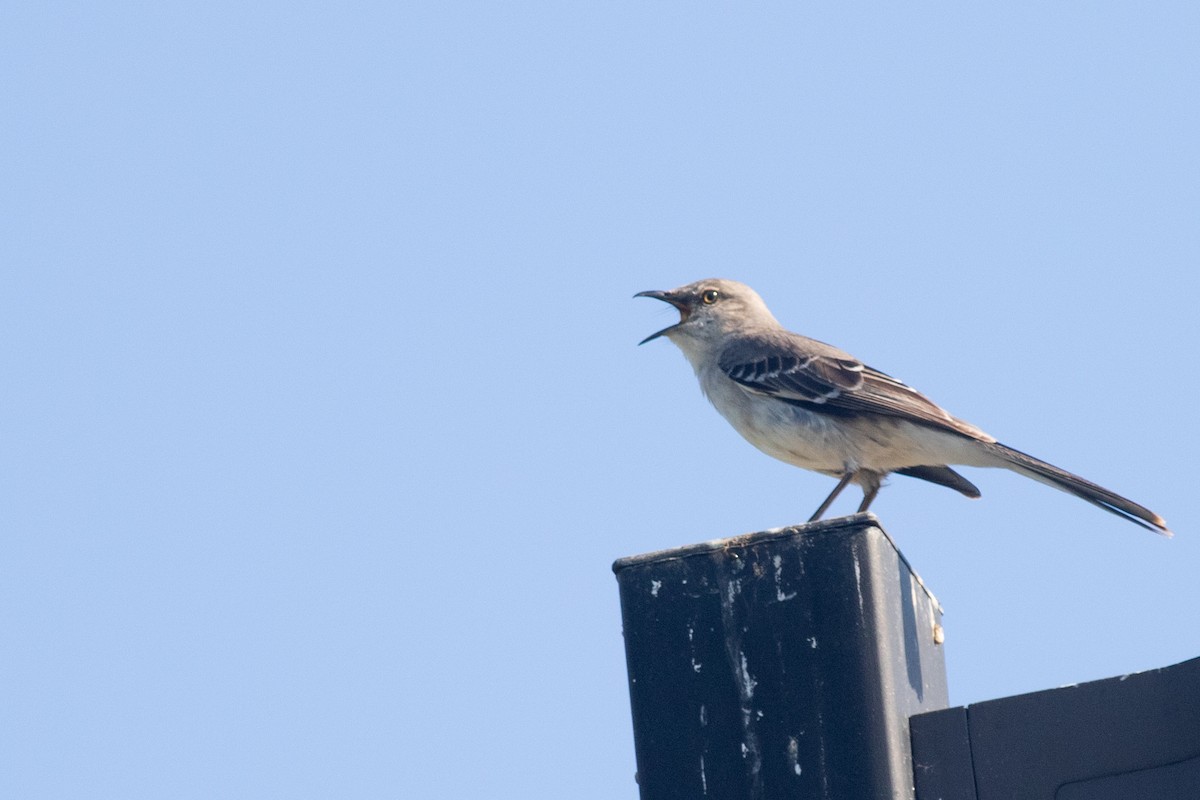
[911,655,1200,800]
[908,706,977,800]
[614,513,948,800]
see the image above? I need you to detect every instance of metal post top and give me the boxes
[613,512,941,612]
[614,510,951,800]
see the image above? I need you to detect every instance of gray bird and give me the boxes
[636,278,1171,535]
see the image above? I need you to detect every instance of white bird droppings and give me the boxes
[739,652,757,699]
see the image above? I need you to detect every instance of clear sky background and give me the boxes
[4,3,1198,798]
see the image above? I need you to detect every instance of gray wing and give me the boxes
[718,331,991,440]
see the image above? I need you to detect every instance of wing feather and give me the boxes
[718,332,990,439]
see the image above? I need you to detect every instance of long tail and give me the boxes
[982,441,1171,536]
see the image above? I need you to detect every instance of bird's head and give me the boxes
[635,279,779,350]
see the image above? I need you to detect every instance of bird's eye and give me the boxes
[701,289,720,305]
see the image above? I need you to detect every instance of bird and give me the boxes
[635,278,1171,535]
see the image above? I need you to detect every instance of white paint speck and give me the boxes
[700,705,707,725]
[699,755,707,794]
[691,658,702,673]
[808,636,818,649]
[650,580,662,597]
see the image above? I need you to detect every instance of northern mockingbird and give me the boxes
[636,278,1171,535]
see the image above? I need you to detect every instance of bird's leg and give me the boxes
[809,472,855,522]
[856,472,884,513]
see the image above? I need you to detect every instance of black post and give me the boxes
[613,513,948,800]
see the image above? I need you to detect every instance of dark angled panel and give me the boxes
[911,656,1200,799]
[968,656,1200,799]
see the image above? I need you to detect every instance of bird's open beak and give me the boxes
[635,289,690,345]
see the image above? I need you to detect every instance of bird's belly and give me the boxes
[717,397,854,473]
[715,393,981,474]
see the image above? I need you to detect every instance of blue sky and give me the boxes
[4,3,1198,798]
